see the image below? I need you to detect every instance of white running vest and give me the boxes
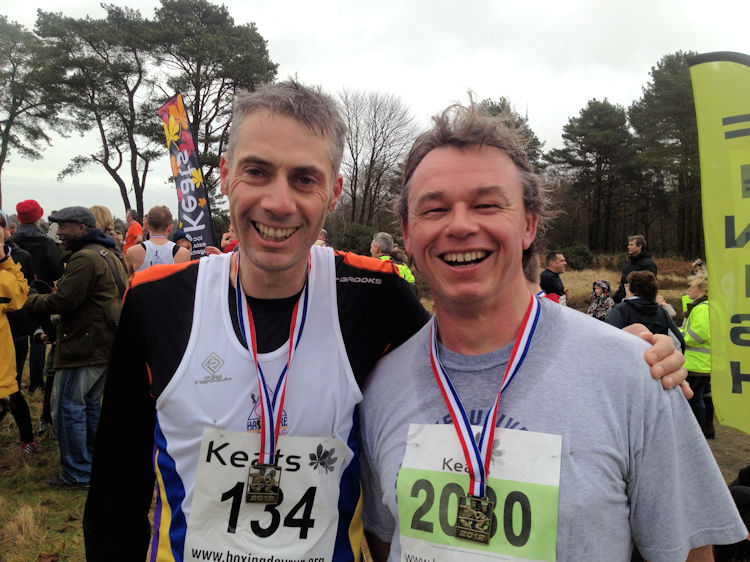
[149,247,362,560]
[137,239,177,271]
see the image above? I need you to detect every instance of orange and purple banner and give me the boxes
[157,93,215,257]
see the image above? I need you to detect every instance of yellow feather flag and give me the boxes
[689,51,750,435]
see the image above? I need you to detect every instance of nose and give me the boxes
[445,203,478,238]
[262,177,296,217]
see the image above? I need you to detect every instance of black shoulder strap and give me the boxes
[172,244,179,257]
[83,244,126,298]
[99,249,126,298]
[140,242,146,250]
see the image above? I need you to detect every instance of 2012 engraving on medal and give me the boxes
[455,495,494,545]
[246,462,281,503]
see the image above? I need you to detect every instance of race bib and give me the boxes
[185,428,348,561]
[397,424,561,561]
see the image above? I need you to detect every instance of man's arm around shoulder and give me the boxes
[83,289,156,560]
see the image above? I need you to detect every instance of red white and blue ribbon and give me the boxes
[234,254,310,466]
[429,292,540,498]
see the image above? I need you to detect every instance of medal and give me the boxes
[429,293,540,544]
[246,461,282,503]
[455,495,494,545]
[235,254,310,503]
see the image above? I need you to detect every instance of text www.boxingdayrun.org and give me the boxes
[190,548,325,562]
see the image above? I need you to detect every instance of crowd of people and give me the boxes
[1,80,748,561]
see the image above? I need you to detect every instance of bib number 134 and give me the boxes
[221,482,317,539]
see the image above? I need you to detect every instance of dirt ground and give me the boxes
[707,415,750,484]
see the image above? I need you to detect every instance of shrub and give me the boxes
[335,222,376,255]
[561,244,594,271]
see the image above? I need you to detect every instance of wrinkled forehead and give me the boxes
[411,145,521,195]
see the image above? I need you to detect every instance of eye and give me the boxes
[475,203,501,211]
[296,175,316,186]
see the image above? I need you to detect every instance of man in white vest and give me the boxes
[125,206,190,274]
[84,82,687,561]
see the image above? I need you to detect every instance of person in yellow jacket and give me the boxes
[0,216,31,443]
[681,272,713,437]
[370,232,416,285]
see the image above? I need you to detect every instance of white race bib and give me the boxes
[397,424,561,561]
[185,428,347,561]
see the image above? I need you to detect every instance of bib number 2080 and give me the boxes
[220,482,317,539]
[409,479,531,547]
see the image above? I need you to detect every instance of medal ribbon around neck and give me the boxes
[234,253,310,466]
[429,292,540,498]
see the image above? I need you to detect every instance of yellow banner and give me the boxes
[689,52,750,435]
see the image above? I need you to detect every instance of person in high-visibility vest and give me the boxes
[681,271,714,438]
[370,232,416,286]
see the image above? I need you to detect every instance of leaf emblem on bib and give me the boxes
[309,444,337,473]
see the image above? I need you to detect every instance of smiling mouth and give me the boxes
[441,250,488,266]
[253,222,298,241]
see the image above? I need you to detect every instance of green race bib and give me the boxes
[396,424,561,561]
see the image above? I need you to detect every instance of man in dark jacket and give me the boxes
[24,206,127,488]
[539,251,571,304]
[613,235,658,303]
[9,199,62,395]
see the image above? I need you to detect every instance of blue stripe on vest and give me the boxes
[333,408,361,561]
[154,418,188,561]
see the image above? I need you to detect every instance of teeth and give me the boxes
[443,250,487,264]
[254,222,296,241]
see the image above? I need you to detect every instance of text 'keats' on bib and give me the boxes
[185,428,347,560]
[396,423,561,561]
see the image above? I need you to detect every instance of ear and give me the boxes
[329,174,343,212]
[522,211,539,250]
[166,223,173,234]
[219,153,230,196]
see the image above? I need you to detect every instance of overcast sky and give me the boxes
[3,0,749,221]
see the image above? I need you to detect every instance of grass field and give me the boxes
[1,261,748,560]
[0,386,86,561]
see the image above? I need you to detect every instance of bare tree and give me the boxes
[338,89,416,227]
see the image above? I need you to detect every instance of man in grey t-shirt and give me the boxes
[360,102,747,561]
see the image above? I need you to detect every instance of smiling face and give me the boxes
[402,145,537,314]
[220,111,342,296]
[56,221,87,249]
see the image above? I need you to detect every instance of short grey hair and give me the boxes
[226,79,347,177]
[399,98,551,269]
[372,232,394,254]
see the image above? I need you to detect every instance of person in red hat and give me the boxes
[16,199,43,225]
[9,200,63,426]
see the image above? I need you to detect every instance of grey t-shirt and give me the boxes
[361,299,747,561]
